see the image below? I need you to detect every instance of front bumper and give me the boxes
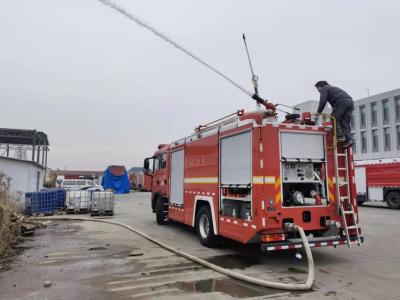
[261,235,364,252]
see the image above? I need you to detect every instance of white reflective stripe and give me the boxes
[312,126,318,130]
[281,245,289,249]
[251,225,256,229]
[332,241,340,245]
[264,176,275,184]
[243,223,248,227]
[233,220,238,224]
[259,143,263,152]
[184,177,218,184]
[320,242,328,246]
[294,244,303,248]
[309,243,315,247]
[262,217,266,227]
[261,200,265,210]
[267,246,276,250]
[227,219,231,223]
[252,176,264,184]
[220,217,224,221]
[260,159,264,168]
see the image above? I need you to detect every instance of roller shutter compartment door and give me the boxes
[280,132,325,160]
[170,149,184,205]
[220,131,252,185]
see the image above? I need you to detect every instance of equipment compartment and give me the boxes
[220,186,252,220]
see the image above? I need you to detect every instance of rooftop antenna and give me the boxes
[242,33,261,109]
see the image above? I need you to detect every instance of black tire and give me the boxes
[151,194,157,213]
[156,197,169,225]
[386,191,400,209]
[196,205,217,247]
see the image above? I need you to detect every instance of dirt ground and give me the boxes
[0,220,291,300]
[1,193,400,300]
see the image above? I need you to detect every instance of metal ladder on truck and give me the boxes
[333,138,362,247]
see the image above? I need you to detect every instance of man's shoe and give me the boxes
[343,140,354,148]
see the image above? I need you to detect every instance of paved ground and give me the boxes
[1,192,399,300]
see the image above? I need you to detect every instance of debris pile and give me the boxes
[0,173,19,258]
[0,173,43,259]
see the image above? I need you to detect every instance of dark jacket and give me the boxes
[317,85,353,114]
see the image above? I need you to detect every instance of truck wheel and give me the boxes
[386,192,400,209]
[156,197,169,225]
[151,194,157,213]
[196,206,217,247]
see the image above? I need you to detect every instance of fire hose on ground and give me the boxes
[32,217,314,291]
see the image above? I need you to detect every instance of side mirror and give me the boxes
[143,157,154,176]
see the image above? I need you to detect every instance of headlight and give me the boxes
[292,191,305,204]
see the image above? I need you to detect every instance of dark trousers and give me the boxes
[331,99,354,141]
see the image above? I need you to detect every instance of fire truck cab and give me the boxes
[144,109,362,251]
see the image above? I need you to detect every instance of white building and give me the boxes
[0,128,49,205]
[0,157,45,202]
[293,88,400,161]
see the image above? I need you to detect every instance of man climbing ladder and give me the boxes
[314,81,354,148]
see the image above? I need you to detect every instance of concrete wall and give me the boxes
[0,157,44,204]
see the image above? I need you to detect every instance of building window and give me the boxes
[395,96,400,121]
[383,127,391,151]
[350,111,355,129]
[371,129,379,152]
[359,105,366,128]
[351,133,356,153]
[370,102,377,127]
[361,131,367,153]
[397,125,400,150]
[382,99,390,124]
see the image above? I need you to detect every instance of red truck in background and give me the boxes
[133,172,152,192]
[355,158,400,209]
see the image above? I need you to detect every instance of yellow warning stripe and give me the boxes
[329,191,335,203]
[274,177,282,205]
[275,177,281,190]
[327,177,336,203]
[275,192,281,205]
[328,177,334,190]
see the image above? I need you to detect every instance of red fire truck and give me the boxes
[144,109,363,251]
[355,158,400,209]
